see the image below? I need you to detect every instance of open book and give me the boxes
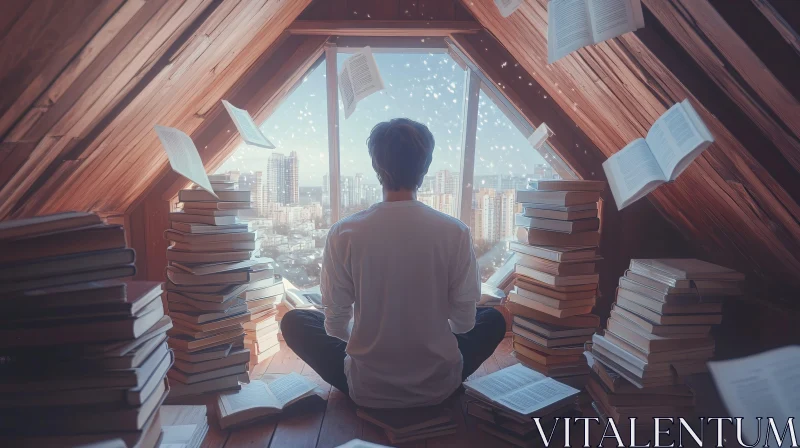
[221,100,275,149]
[463,364,579,416]
[602,99,714,210]
[154,126,216,197]
[548,0,644,63]
[708,346,800,447]
[216,373,320,429]
[528,122,554,150]
[339,47,384,119]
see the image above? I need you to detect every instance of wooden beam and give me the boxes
[287,20,481,36]
[332,36,448,52]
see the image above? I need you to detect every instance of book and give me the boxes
[547,0,644,63]
[512,315,597,338]
[515,276,597,295]
[523,206,598,221]
[509,290,595,310]
[509,242,598,263]
[170,259,262,276]
[166,266,273,286]
[514,214,599,233]
[168,373,246,399]
[630,258,744,282]
[516,226,600,247]
[179,189,250,203]
[615,297,722,325]
[216,373,319,429]
[514,265,599,286]
[171,240,256,252]
[527,180,606,192]
[0,211,102,240]
[602,100,714,210]
[0,248,135,283]
[509,294,594,318]
[0,224,126,264]
[513,335,585,357]
[168,362,248,385]
[356,406,453,436]
[707,345,800,447]
[339,47,384,119]
[181,201,252,211]
[513,342,583,366]
[610,306,710,336]
[605,318,713,354]
[170,221,249,234]
[168,212,238,226]
[165,229,255,243]
[221,100,275,149]
[512,324,591,348]
[616,287,722,314]
[505,301,600,328]
[0,280,127,308]
[515,190,601,206]
[464,364,579,416]
[166,248,252,264]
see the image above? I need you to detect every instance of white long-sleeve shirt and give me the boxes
[321,199,480,408]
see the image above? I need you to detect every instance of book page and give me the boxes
[496,379,579,415]
[155,126,217,197]
[645,100,711,180]
[266,372,317,408]
[547,0,593,63]
[528,123,553,150]
[221,100,275,149]
[220,381,280,414]
[708,346,800,447]
[339,47,385,119]
[467,363,547,399]
[601,138,666,210]
[588,0,644,44]
[495,0,524,17]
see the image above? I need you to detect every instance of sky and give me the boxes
[216,51,550,186]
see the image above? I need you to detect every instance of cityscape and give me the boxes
[217,153,559,289]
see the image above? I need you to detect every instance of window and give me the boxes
[472,90,561,282]
[215,62,329,290]
[336,52,466,218]
[213,41,573,290]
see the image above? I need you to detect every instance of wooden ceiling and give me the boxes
[1,0,799,304]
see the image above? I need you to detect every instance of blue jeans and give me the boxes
[280,307,506,395]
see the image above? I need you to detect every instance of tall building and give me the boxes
[473,188,517,243]
[353,173,364,206]
[254,171,265,216]
[322,174,329,208]
[266,151,300,205]
[434,170,459,195]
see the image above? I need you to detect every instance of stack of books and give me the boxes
[164,176,265,398]
[464,364,580,446]
[0,212,172,447]
[587,258,744,431]
[357,406,457,444]
[241,275,284,366]
[505,180,606,387]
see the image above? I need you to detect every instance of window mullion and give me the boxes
[457,69,480,228]
[325,45,341,225]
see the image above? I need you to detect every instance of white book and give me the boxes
[463,364,579,416]
[495,0,524,17]
[154,125,216,197]
[216,373,319,429]
[708,346,800,447]
[339,47,384,119]
[221,100,275,149]
[602,99,714,210]
[528,122,553,150]
[547,0,645,64]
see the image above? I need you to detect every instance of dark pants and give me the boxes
[280,307,507,395]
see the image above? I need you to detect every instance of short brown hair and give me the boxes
[367,118,435,191]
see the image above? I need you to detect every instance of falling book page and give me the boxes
[548,0,645,64]
[221,100,275,149]
[339,47,385,119]
[495,0,524,17]
[528,122,553,149]
[155,125,217,197]
[464,363,579,415]
[708,346,800,447]
[602,99,714,210]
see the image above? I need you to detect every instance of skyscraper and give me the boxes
[254,171,265,216]
[434,170,459,195]
[266,151,300,205]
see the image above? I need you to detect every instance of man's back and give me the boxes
[322,200,479,408]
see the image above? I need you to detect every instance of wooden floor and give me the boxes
[191,337,521,448]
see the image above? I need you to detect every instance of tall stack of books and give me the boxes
[0,212,171,447]
[465,364,580,446]
[164,175,267,398]
[587,258,744,432]
[505,180,606,388]
[240,274,284,366]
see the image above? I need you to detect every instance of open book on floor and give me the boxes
[602,99,714,210]
[548,0,644,63]
[215,372,322,429]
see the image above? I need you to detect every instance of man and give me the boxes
[281,118,506,408]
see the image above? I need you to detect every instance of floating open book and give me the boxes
[338,47,384,119]
[548,0,644,63]
[215,373,321,429]
[602,100,714,210]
